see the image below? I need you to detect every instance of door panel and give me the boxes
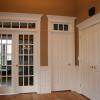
[79,23,100,100]
[0,33,15,94]
[16,34,35,93]
[0,33,36,94]
[51,32,74,91]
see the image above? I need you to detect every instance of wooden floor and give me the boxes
[0,91,89,100]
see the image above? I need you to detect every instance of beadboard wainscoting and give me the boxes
[38,66,51,94]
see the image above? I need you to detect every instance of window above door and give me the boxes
[0,12,42,31]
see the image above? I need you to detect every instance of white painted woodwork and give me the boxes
[47,15,76,92]
[77,13,100,100]
[0,12,42,94]
[38,66,51,94]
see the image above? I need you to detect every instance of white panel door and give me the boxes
[79,30,90,97]
[94,23,100,100]
[87,27,96,100]
[79,25,97,100]
[51,32,74,91]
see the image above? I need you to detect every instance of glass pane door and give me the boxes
[18,34,34,86]
[0,34,12,86]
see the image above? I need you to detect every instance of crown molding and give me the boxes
[77,13,100,30]
[47,15,76,23]
[0,12,42,21]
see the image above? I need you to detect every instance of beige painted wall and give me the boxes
[76,0,100,23]
[0,0,76,66]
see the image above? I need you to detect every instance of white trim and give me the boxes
[0,93,18,95]
[0,12,42,94]
[38,66,51,94]
[47,15,76,92]
[47,15,76,22]
[47,15,76,33]
[77,13,100,30]
[0,12,42,21]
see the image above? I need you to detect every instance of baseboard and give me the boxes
[80,94,91,100]
[52,90,71,93]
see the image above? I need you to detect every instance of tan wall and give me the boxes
[75,0,100,65]
[0,0,76,66]
[76,0,100,23]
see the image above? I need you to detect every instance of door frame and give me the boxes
[0,12,42,94]
[14,31,38,93]
[47,15,76,91]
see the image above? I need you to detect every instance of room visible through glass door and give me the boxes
[0,34,12,86]
[0,34,14,94]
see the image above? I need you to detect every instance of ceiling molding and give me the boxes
[77,13,100,30]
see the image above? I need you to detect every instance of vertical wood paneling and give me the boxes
[38,66,51,94]
[78,14,100,100]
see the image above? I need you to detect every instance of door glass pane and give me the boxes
[2,34,6,44]
[0,34,12,86]
[19,56,23,65]
[18,34,34,86]
[29,56,33,65]
[29,45,33,54]
[28,23,35,29]
[12,22,19,28]
[0,55,1,65]
[2,71,6,76]
[24,66,28,75]
[2,77,6,85]
[29,76,33,85]
[1,66,6,70]
[19,35,23,44]
[19,77,23,86]
[7,54,12,65]
[20,23,27,28]
[24,45,28,54]
[24,77,28,86]
[3,22,11,28]
[24,56,28,65]
[0,34,1,43]
[54,24,58,30]
[19,45,23,54]
[0,22,2,28]
[19,66,23,75]
[59,24,63,31]
[7,66,11,75]
[64,24,68,31]
[7,35,12,44]
[7,45,12,54]
[24,35,28,44]
[7,77,11,85]
[29,35,33,44]
[29,66,33,75]
[2,44,6,65]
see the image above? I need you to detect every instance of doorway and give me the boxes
[0,32,37,94]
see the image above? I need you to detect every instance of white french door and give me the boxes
[0,33,14,94]
[0,32,36,94]
[15,32,36,93]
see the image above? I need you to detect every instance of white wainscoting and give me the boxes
[38,66,51,94]
[72,65,81,93]
[38,65,81,94]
